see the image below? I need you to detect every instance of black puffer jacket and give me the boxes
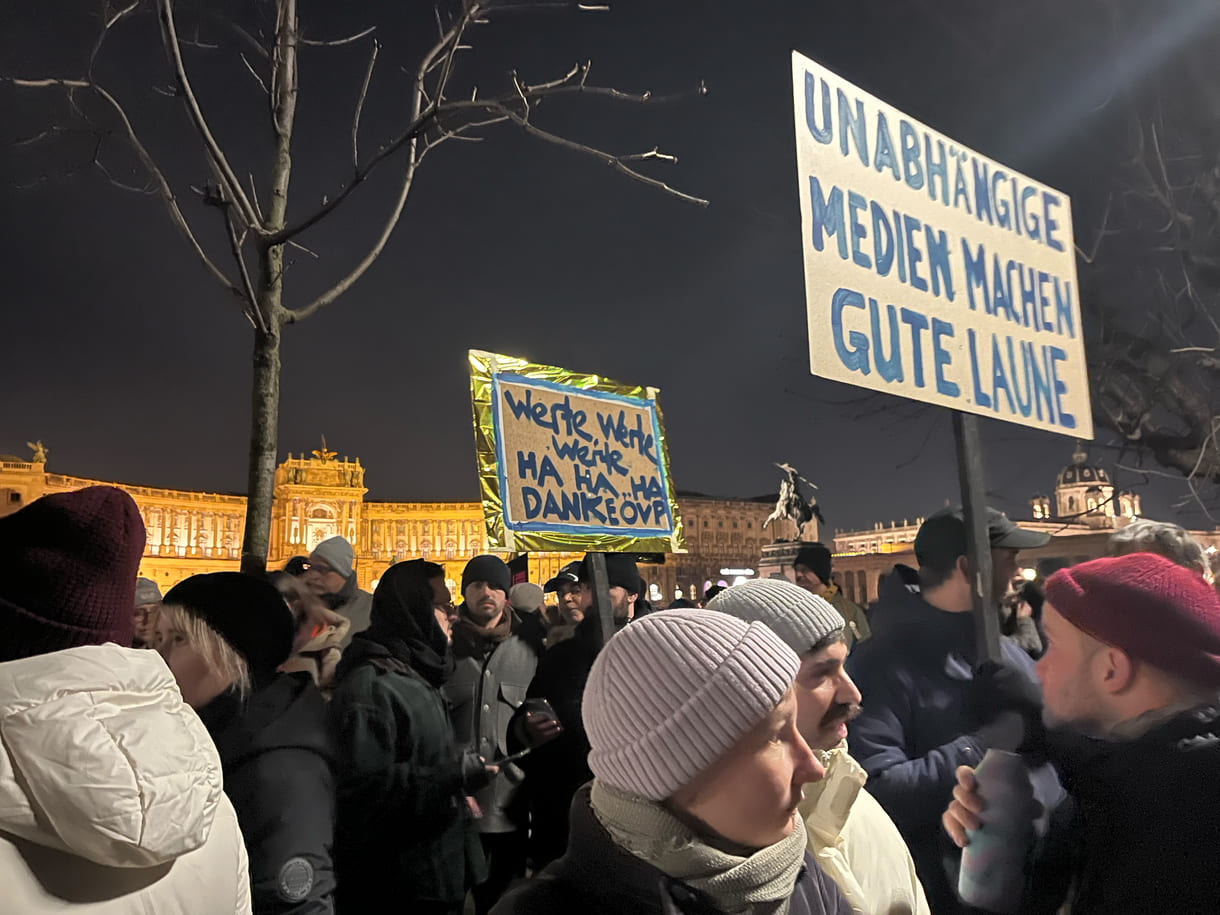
[198,672,336,915]
[491,786,852,915]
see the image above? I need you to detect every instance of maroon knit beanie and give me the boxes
[1044,552,1220,689]
[0,486,145,662]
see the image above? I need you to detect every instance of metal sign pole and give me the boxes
[952,411,1001,663]
[588,552,616,649]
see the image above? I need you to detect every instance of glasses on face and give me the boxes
[309,560,334,576]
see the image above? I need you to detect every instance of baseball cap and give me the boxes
[543,560,582,593]
[914,506,1050,567]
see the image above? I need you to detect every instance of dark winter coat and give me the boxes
[1032,698,1220,914]
[845,568,1064,915]
[443,607,543,834]
[327,561,484,913]
[198,672,336,915]
[490,787,853,915]
[511,613,608,866]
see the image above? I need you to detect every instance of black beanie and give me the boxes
[793,544,833,585]
[462,554,511,596]
[164,572,295,677]
[578,552,641,595]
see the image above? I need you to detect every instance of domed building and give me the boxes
[1038,442,1140,528]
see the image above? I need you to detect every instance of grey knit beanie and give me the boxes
[707,579,844,656]
[310,536,355,579]
[583,608,799,800]
[134,577,162,607]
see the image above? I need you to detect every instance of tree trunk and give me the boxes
[240,320,281,575]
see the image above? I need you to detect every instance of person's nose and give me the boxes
[792,731,824,784]
[835,669,862,707]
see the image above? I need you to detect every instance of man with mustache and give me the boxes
[711,579,930,915]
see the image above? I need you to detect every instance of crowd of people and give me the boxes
[2,484,1219,914]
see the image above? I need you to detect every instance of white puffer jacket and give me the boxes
[0,644,253,914]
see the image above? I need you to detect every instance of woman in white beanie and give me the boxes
[492,609,852,915]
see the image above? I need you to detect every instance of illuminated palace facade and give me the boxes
[0,444,776,602]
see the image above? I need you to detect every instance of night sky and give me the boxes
[4,0,1217,533]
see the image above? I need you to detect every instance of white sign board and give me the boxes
[792,50,1092,439]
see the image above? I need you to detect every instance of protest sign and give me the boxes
[792,50,1092,439]
[469,350,686,553]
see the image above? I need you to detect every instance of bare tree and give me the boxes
[1079,0,1220,512]
[3,0,706,572]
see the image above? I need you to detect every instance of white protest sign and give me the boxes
[792,50,1092,438]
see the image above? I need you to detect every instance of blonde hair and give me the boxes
[158,603,252,699]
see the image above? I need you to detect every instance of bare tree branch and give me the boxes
[239,52,269,95]
[351,39,380,168]
[299,25,376,47]
[223,205,267,332]
[457,97,709,205]
[4,75,247,298]
[156,0,262,229]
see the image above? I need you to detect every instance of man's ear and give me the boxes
[955,555,971,580]
[1098,645,1137,695]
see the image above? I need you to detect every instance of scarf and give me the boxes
[451,607,512,660]
[590,780,806,915]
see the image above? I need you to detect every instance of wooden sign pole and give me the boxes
[953,411,1002,663]
[587,551,617,649]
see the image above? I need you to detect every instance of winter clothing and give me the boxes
[1045,552,1220,688]
[513,612,607,866]
[445,603,542,913]
[282,603,351,693]
[445,606,543,832]
[822,586,870,650]
[463,554,512,595]
[0,644,252,914]
[1028,697,1220,914]
[913,507,1050,567]
[584,609,799,801]
[710,581,927,913]
[198,673,335,914]
[845,572,1064,915]
[794,544,834,585]
[328,561,484,913]
[0,485,143,661]
[491,786,853,915]
[164,572,297,678]
[708,579,844,653]
[799,746,930,915]
[311,536,355,579]
[134,577,161,605]
[579,551,642,593]
[509,582,545,613]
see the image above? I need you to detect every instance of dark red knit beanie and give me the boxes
[0,486,145,662]
[1044,552,1220,688]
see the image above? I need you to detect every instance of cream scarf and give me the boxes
[590,780,807,915]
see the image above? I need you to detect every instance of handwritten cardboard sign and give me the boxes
[469,350,685,553]
[792,51,1092,438]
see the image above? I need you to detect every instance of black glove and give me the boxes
[460,750,494,793]
[973,659,1043,718]
[971,660,1046,756]
[973,710,1027,753]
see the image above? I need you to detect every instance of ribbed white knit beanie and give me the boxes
[583,608,799,800]
[707,579,844,655]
